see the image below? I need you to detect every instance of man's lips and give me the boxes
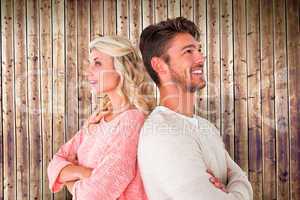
[191,65,204,75]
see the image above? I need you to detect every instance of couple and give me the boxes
[48,17,253,200]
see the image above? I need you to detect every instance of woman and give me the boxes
[47,36,155,200]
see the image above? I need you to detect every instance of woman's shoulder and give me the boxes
[119,109,146,123]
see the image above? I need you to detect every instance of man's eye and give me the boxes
[185,49,193,54]
[95,61,101,66]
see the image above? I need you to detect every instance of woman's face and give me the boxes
[87,49,120,94]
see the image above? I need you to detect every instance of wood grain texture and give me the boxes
[233,0,248,172]
[0,1,299,199]
[104,0,117,35]
[117,0,129,37]
[207,0,221,129]
[2,0,16,200]
[247,0,262,199]
[194,0,208,119]
[180,0,193,20]
[220,0,234,157]
[14,0,29,199]
[274,0,290,199]
[287,0,300,199]
[129,0,142,46]
[27,0,42,199]
[260,0,276,199]
[78,0,91,128]
[39,0,53,199]
[168,0,180,18]
[52,0,66,199]
[65,1,78,198]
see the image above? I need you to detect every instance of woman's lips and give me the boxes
[89,80,98,85]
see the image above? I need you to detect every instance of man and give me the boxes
[138,17,253,200]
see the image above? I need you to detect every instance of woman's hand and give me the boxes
[206,169,228,193]
[65,181,76,193]
[59,164,93,183]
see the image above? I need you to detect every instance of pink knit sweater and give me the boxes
[48,109,148,200]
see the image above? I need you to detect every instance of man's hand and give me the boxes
[207,169,228,193]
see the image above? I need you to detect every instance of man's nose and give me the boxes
[195,52,206,65]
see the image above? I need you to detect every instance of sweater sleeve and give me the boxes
[138,132,251,200]
[47,129,84,193]
[71,112,145,200]
[225,151,253,200]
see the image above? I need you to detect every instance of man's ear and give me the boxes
[150,57,168,75]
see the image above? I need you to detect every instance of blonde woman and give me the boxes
[47,36,155,200]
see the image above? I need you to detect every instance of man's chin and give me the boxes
[187,81,206,93]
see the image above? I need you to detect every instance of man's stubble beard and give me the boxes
[169,67,202,93]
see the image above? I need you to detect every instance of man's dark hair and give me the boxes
[139,17,200,86]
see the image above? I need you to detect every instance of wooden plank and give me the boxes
[155,0,167,22]
[104,0,117,35]
[129,0,142,46]
[78,0,91,127]
[1,0,16,199]
[274,0,290,199]
[260,0,276,199]
[66,0,78,139]
[52,0,66,199]
[142,0,154,28]
[207,0,221,129]
[167,0,180,18]
[117,0,129,37]
[90,0,104,113]
[14,0,29,199]
[65,3,78,197]
[39,0,53,199]
[91,0,104,39]
[154,0,167,103]
[180,0,193,20]
[220,0,234,157]
[286,0,300,199]
[233,0,248,172]
[0,4,3,200]
[194,0,208,119]
[246,0,262,199]
[27,0,42,199]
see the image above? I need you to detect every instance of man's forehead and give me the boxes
[167,33,200,50]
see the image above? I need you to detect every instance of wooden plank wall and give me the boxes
[0,0,299,199]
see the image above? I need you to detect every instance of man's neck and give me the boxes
[159,84,195,117]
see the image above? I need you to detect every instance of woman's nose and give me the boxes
[84,63,93,77]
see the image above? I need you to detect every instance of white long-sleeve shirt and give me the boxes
[138,106,253,200]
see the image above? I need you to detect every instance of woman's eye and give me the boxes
[95,61,101,66]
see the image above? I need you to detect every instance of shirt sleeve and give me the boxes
[71,112,145,200]
[225,151,253,200]
[47,129,84,193]
[138,133,250,200]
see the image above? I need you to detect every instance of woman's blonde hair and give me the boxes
[84,36,156,128]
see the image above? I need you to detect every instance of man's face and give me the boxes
[163,33,206,92]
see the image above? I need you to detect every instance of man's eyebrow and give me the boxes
[181,44,199,51]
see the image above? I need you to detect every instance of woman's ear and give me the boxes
[150,57,168,75]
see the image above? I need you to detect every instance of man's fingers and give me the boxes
[206,169,215,177]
